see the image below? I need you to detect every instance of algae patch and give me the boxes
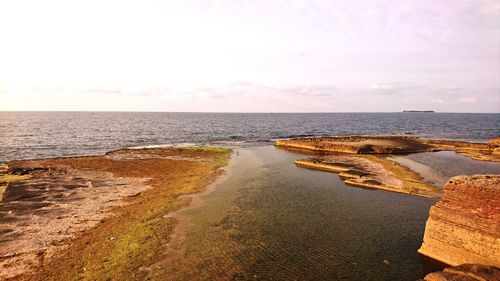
[0,174,31,183]
[177,146,232,153]
[2,146,231,281]
[0,184,6,201]
[0,174,30,201]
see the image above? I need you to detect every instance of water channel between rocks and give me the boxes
[161,146,498,281]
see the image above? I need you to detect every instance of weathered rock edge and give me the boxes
[275,136,499,162]
[423,263,500,281]
[418,175,500,267]
[294,158,438,198]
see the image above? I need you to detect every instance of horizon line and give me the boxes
[0,110,499,114]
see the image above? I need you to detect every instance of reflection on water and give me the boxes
[163,146,436,280]
[393,151,500,188]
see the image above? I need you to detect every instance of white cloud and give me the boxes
[458,97,477,103]
[366,82,421,95]
[431,98,444,104]
[0,1,499,112]
[369,84,395,90]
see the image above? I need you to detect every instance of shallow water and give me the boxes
[163,146,436,280]
[392,151,500,188]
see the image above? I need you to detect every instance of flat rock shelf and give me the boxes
[0,146,231,281]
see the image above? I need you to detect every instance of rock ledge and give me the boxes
[418,175,500,267]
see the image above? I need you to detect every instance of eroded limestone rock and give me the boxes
[418,175,500,267]
[276,135,433,154]
[294,155,440,198]
[276,136,500,162]
[423,263,500,281]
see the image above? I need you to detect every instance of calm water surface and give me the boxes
[163,146,436,281]
[393,151,500,188]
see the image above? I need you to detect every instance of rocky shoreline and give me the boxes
[423,264,500,281]
[419,175,500,281]
[418,175,500,267]
[275,136,499,198]
[275,135,500,162]
[1,139,498,280]
[278,136,500,279]
[0,147,231,280]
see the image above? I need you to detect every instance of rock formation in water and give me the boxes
[278,135,500,198]
[276,135,433,154]
[275,136,500,162]
[418,175,500,268]
[423,264,500,281]
[294,155,439,198]
[491,138,500,145]
[422,139,499,162]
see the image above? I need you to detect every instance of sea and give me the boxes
[1,111,499,280]
[0,112,499,162]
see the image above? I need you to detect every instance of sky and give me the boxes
[0,0,499,112]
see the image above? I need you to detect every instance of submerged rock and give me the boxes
[490,138,500,145]
[423,263,500,281]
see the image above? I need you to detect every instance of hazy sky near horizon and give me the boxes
[1,0,499,112]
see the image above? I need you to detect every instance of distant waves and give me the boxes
[0,112,498,161]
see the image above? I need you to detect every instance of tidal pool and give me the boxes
[392,151,500,188]
[162,146,437,280]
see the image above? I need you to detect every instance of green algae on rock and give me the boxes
[0,146,231,281]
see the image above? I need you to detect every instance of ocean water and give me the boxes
[0,112,499,162]
[1,112,499,280]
